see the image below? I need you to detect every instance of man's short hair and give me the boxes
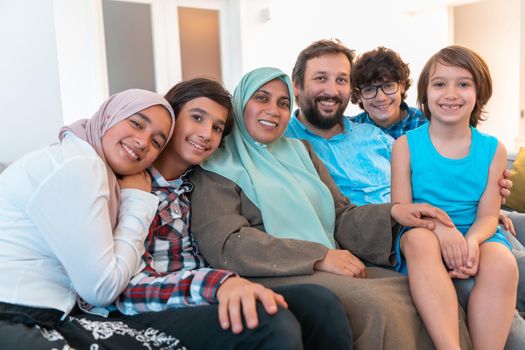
[292,39,355,90]
[350,47,411,109]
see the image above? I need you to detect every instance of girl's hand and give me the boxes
[457,236,480,277]
[433,223,468,271]
[391,203,454,230]
[117,170,152,192]
[448,269,471,279]
[314,249,367,278]
[216,277,287,334]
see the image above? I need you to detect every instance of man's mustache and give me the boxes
[315,95,343,104]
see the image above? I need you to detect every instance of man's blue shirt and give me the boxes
[285,111,393,205]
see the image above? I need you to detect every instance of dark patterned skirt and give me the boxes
[0,302,186,350]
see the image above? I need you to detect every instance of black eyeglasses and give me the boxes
[359,81,400,99]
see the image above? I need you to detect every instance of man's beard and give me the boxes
[299,95,347,130]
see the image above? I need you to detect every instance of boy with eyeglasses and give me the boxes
[349,46,426,139]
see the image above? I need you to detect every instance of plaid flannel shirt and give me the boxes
[350,102,427,139]
[115,167,234,316]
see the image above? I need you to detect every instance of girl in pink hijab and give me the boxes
[0,89,187,349]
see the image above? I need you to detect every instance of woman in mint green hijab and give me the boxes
[202,67,336,249]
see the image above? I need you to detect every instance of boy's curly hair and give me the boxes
[351,47,411,109]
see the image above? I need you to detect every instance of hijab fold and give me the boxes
[202,67,336,248]
[59,89,175,229]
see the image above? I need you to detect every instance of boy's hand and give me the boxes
[391,203,454,230]
[314,249,367,278]
[499,212,516,236]
[216,277,287,334]
[117,170,152,192]
[499,168,512,204]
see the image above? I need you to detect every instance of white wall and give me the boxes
[521,0,525,146]
[1,0,522,161]
[54,0,109,125]
[234,0,523,150]
[0,0,64,161]
[454,0,522,151]
[234,0,452,116]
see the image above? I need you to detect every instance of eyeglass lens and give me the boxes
[360,82,399,99]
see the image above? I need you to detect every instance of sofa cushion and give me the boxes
[506,147,525,212]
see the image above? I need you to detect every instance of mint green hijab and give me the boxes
[202,67,335,248]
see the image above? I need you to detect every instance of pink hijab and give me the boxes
[59,89,175,229]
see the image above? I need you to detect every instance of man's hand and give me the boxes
[314,249,367,278]
[117,170,152,192]
[391,203,454,230]
[216,277,287,334]
[499,168,513,204]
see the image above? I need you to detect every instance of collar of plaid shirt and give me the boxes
[148,167,193,226]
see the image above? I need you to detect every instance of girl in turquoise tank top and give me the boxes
[391,46,518,350]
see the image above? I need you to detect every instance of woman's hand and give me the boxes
[391,203,454,230]
[314,249,367,278]
[117,170,152,192]
[216,277,288,334]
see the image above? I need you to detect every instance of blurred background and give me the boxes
[1,0,524,161]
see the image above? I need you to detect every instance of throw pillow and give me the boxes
[506,147,525,212]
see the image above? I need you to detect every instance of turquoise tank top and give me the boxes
[406,123,497,232]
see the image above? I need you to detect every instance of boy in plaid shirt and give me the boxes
[114,78,352,350]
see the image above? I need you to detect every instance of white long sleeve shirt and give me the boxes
[0,134,158,316]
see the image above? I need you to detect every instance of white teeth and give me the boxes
[259,120,277,127]
[122,143,139,160]
[187,139,205,150]
[319,100,336,106]
[440,104,461,110]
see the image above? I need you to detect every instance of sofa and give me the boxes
[0,154,523,349]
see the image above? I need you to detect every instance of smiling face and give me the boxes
[165,96,229,172]
[426,62,476,126]
[359,81,406,128]
[101,104,172,176]
[294,53,351,130]
[243,79,291,144]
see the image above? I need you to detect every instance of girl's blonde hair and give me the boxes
[417,45,492,127]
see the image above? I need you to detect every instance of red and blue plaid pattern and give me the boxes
[114,167,234,315]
